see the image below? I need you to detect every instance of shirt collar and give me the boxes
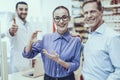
[95,22,106,34]
[53,31,71,42]
[89,22,106,34]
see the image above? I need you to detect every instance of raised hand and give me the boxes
[30,30,41,43]
[25,30,41,52]
[9,17,18,36]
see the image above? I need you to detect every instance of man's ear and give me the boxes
[101,7,104,13]
[69,16,71,21]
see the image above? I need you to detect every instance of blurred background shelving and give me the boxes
[71,0,88,43]
[70,0,120,44]
[103,0,120,32]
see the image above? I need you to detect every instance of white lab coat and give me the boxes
[5,14,39,73]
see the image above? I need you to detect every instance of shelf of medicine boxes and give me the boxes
[71,0,83,17]
[71,0,88,43]
[74,16,89,43]
[103,4,120,28]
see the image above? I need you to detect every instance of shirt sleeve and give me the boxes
[22,39,43,59]
[107,36,120,80]
[4,12,15,39]
[67,38,82,73]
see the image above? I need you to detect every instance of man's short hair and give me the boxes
[82,0,103,11]
[52,6,70,18]
[16,1,28,9]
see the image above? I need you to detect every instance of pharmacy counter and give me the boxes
[9,69,44,80]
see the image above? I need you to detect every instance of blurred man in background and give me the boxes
[5,1,37,73]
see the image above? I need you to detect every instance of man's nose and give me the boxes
[22,10,27,13]
[87,12,92,18]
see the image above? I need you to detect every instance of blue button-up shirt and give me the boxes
[23,31,82,78]
[82,23,120,80]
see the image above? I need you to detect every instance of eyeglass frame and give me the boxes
[53,15,70,22]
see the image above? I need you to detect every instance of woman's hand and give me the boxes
[42,49,60,62]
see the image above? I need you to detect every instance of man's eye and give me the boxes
[19,8,23,11]
[84,12,88,15]
[91,10,96,13]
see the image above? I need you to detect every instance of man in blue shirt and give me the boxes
[22,6,82,80]
[82,0,120,80]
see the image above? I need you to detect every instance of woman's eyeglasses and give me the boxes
[54,15,69,22]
